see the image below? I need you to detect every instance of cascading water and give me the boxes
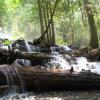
[71,57,100,74]
[46,54,71,70]
[0,43,100,99]
[0,65,25,95]
[45,46,72,70]
[24,41,33,52]
[46,45,100,75]
[21,41,33,67]
[14,68,25,92]
[12,40,37,67]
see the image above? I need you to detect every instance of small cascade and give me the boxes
[12,40,37,67]
[8,40,100,74]
[90,62,100,74]
[46,55,71,70]
[36,46,40,52]
[69,57,100,74]
[0,65,25,94]
[24,41,32,52]
[71,57,89,72]
[45,46,71,70]
[14,68,25,92]
[23,41,33,66]
[59,45,72,51]
[54,55,71,70]
[46,54,100,74]
[25,40,40,53]
[47,46,100,74]
[21,41,41,67]
[50,46,58,55]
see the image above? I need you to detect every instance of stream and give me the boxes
[1,91,100,100]
[0,39,100,100]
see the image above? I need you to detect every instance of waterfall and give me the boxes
[23,41,34,67]
[12,40,36,67]
[46,46,71,70]
[52,55,71,70]
[24,41,32,52]
[48,46,100,74]
[0,65,25,94]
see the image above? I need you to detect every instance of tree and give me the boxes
[35,0,59,46]
[0,0,99,48]
[0,0,6,27]
[83,0,99,49]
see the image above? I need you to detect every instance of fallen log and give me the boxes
[17,67,100,90]
[0,65,100,91]
[0,48,53,64]
[86,48,100,61]
[71,48,100,61]
[0,47,100,65]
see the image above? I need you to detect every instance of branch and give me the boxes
[33,0,60,45]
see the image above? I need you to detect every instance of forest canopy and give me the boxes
[0,0,100,48]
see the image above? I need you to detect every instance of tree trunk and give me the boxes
[84,0,98,49]
[46,1,52,45]
[34,0,59,46]
[43,4,48,44]
[17,67,100,90]
[49,1,55,44]
[67,0,75,45]
[37,0,46,45]
[78,1,86,26]
[69,17,75,45]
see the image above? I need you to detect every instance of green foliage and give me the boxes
[0,0,7,26]
[54,0,100,47]
[2,39,12,45]
[5,0,22,12]
[0,0,99,47]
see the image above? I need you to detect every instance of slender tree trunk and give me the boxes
[78,1,86,26]
[37,0,46,45]
[34,0,59,46]
[67,0,75,45]
[83,0,98,49]
[42,2,47,45]
[37,0,44,34]
[43,4,47,44]
[49,1,55,44]
[46,1,52,45]
[69,17,74,45]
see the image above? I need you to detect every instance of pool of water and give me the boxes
[1,91,100,100]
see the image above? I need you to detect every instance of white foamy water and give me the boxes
[49,46,100,74]
[59,45,72,51]
[52,55,71,70]
[50,55,100,74]
[72,57,89,72]
[88,62,100,74]
[71,57,100,74]
[48,46,71,70]
[25,41,32,52]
